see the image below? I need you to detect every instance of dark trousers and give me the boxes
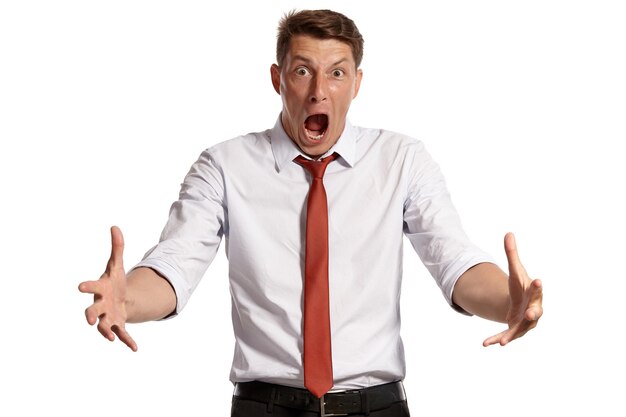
[231,397,411,416]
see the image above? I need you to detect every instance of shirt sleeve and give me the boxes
[402,140,495,313]
[131,149,226,316]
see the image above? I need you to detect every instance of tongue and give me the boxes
[305,114,328,133]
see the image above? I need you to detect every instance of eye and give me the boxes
[295,67,310,76]
[332,69,345,77]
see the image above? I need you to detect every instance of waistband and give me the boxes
[233,380,407,416]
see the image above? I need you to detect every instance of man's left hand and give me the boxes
[483,232,543,346]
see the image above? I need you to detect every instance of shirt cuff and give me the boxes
[443,256,496,316]
[130,258,190,319]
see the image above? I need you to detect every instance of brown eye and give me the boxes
[296,67,310,76]
[333,69,344,77]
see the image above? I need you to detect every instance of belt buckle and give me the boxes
[320,394,348,417]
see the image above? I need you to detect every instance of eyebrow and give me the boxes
[291,55,350,68]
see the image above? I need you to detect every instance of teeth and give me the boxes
[305,129,324,140]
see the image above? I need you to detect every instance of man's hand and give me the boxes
[483,232,543,347]
[78,226,138,351]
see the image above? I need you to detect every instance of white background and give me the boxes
[1,0,625,415]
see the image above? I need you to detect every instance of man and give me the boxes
[79,9,543,417]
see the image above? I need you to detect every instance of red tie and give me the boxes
[295,153,336,398]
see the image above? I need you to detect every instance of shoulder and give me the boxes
[192,128,272,169]
[351,124,429,159]
[204,129,271,158]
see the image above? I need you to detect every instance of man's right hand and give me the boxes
[79,226,138,351]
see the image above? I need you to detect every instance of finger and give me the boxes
[78,280,100,295]
[484,318,533,347]
[84,302,106,325]
[501,330,527,345]
[504,232,528,278]
[525,307,541,322]
[504,317,537,344]
[531,278,543,296]
[113,325,138,352]
[525,303,543,322]
[525,279,544,321]
[484,328,524,347]
[97,318,116,342]
[106,226,125,272]
[483,329,507,347]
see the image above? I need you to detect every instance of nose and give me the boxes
[309,75,328,103]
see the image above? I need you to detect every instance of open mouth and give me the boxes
[304,114,328,140]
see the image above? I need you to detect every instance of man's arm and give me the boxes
[452,262,510,323]
[79,226,177,351]
[452,233,543,346]
[125,267,177,323]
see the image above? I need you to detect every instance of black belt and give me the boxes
[233,380,407,416]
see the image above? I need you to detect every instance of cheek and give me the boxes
[331,84,354,103]
[286,76,309,91]
[283,84,306,105]
[334,93,353,113]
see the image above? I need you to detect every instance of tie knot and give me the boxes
[294,153,336,179]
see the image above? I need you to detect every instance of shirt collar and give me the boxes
[270,114,356,172]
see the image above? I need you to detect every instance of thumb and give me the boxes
[504,232,524,276]
[107,225,125,271]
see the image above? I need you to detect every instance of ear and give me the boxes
[353,69,363,99]
[270,64,281,95]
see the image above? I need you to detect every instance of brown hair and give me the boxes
[276,9,364,68]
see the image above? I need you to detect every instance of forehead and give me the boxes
[285,35,355,66]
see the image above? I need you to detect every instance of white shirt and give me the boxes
[134,117,494,390]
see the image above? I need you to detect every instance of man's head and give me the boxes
[275,9,364,70]
[271,10,364,158]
